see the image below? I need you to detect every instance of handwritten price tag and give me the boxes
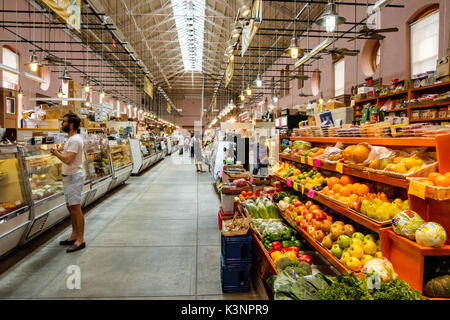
[301,185,305,194]
[250,176,254,184]
[336,161,344,174]
[286,178,292,187]
[408,180,426,200]
[307,157,314,166]
[307,189,315,198]
[300,156,306,164]
[293,182,298,191]
[313,158,321,167]
[219,164,224,178]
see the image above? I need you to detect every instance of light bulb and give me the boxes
[100,92,105,99]
[85,101,91,107]
[57,87,63,98]
[84,85,90,93]
[30,63,38,72]
[290,47,300,60]
[273,95,278,103]
[256,78,262,88]
[17,87,24,99]
[325,15,336,33]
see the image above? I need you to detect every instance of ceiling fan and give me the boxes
[288,71,309,80]
[325,48,360,60]
[298,92,313,97]
[347,25,399,42]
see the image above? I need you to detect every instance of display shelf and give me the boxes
[276,207,353,275]
[272,174,389,233]
[380,227,450,293]
[410,80,450,93]
[410,117,450,122]
[289,136,437,147]
[250,229,278,276]
[279,154,409,189]
[407,101,450,109]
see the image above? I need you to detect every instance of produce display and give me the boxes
[244,197,278,219]
[422,171,450,187]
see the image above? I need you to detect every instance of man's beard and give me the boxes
[62,125,70,133]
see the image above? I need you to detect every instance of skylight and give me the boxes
[171,0,205,72]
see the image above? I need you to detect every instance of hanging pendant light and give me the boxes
[85,101,91,107]
[231,26,241,39]
[245,84,252,96]
[229,99,236,110]
[239,89,245,101]
[255,73,263,88]
[58,66,72,84]
[315,1,346,33]
[57,86,64,98]
[287,36,301,60]
[100,89,105,100]
[273,92,279,103]
[83,77,91,93]
[17,87,24,99]
[26,50,41,72]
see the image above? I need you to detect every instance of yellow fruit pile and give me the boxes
[370,156,423,174]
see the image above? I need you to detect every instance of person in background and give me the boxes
[178,133,184,155]
[190,132,195,158]
[184,134,190,153]
[50,113,86,253]
[253,136,269,175]
[193,133,204,172]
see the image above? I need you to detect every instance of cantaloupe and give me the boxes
[352,145,370,163]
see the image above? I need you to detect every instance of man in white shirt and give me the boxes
[50,113,86,253]
[178,133,184,155]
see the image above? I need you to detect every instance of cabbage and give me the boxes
[392,210,425,240]
[361,258,398,283]
[415,222,447,247]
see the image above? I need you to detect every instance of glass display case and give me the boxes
[85,135,112,181]
[140,137,156,158]
[109,139,132,170]
[23,144,64,202]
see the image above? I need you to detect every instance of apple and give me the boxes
[313,220,322,230]
[337,235,351,249]
[305,201,313,208]
[303,209,310,215]
[376,239,381,250]
[307,226,316,235]
[333,221,345,227]
[363,240,378,255]
[350,238,364,248]
[326,215,333,223]
[321,220,332,233]
[330,224,345,241]
[305,213,314,222]
[375,251,383,258]
[341,252,351,265]
[364,234,377,243]
[322,235,332,249]
[310,204,320,211]
[351,232,365,241]
[346,257,363,272]
[331,244,343,259]
[342,247,350,255]
[314,230,325,242]
[361,255,374,265]
[343,224,355,237]
[349,244,364,259]
[301,222,309,231]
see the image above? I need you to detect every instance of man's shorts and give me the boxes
[63,172,85,206]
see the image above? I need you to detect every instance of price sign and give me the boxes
[293,182,298,191]
[307,189,315,198]
[313,158,321,167]
[408,180,426,200]
[218,164,224,178]
[300,156,305,164]
[307,157,314,166]
[250,176,254,184]
[286,178,292,187]
[234,197,240,202]
[336,161,344,174]
[301,185,304,194]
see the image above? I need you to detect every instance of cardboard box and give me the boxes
[326,100,346,110]
[435,56,450,79]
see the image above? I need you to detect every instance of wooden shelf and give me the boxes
[410,117,450,123]
[277,209,353,275]
[407,101,450,110]
[410,80,450,93]
[279,154,409,189]
[289,136,437,147]
[377,90,410,100]
[271,174,389,233]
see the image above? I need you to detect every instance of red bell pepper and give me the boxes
[298,254,312,265]
[268,248,275,256]
[271,241,282,251]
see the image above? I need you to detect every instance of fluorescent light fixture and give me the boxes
[171,0,206,72]
[295,38,332,68]
[369,0,393,14]
[0,63,20,75]
[231,27,240,39]
[28,97,88,102]
[22,72,46,83]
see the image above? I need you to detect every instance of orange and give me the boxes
[352,145,370,163]
[445,172,450,179]
[349,194,359,202]
[340,175,354,186]
[332,183,343,193]
[342,145,356,161]
[327,176,341,189]
[340,186,351,197]
[428,172,441,184]
[351,183,361,194]
[338,196,350,203]
[435,175,450,187]
[328,190,335,196]
[322,186,330,195]
[357,184,370,196]
[421,179,435,186]
[332,192,341,200]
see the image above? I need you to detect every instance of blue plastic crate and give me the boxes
[221,233,252,265]
[220,255,250,293]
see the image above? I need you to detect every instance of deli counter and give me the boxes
[129,137,163,175]
[108,138,133,190]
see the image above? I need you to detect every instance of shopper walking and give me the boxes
[184,135,190,153]
[190,132,195,158]
[193,133,204,172]
[178,133,184,155]
[50,113,86,253]
[253,136,269,175]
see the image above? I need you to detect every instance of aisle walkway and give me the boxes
[0,153,264,300]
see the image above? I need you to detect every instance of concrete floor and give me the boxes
[0,153,265,300]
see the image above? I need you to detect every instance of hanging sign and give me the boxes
[144,76,154,99]
[225,60,234,88]
[40,0,81,32]
[241,0,263,57]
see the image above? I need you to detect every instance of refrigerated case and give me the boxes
[0,145,31,257]
[21,144,90,242]
[108,138,133,190]
[83,135,113,206]
[130,137,160,174]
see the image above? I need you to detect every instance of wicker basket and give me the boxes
[221,210,251,236]
[225,171,251,181]
[382,161,438,179]
[221,183,251,195]
[407,177,450,200]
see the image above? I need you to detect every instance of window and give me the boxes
[410,10,439,76]
[2,47,19,89]
[334,58,345,96]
